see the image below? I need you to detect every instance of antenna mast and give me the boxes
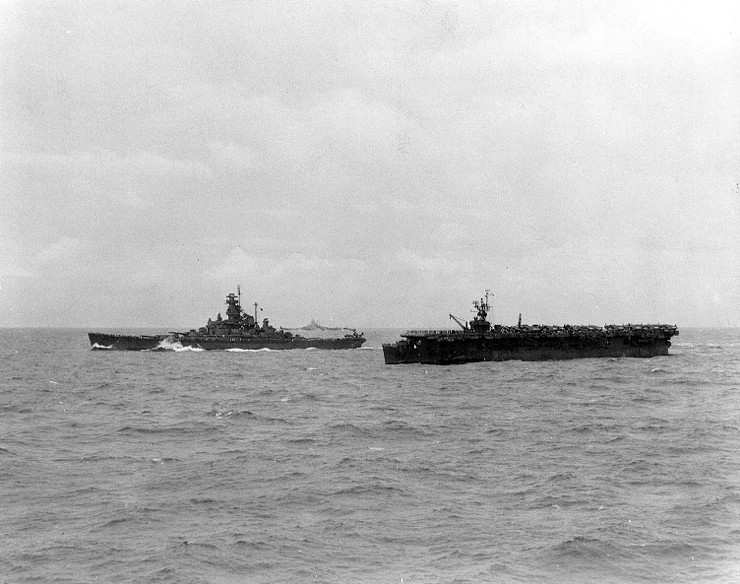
[485,289,493,321]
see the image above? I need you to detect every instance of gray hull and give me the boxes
[89,333,167,350]
[383,332,675,365]
[89,332,365,351]
[176,335,365,351]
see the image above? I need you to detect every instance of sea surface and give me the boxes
[1,327,739,583]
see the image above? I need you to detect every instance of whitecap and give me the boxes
[173,344,204,352]
[225,347,272,352]
[156,338,204,352]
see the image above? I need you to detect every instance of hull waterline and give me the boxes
[89,332,365,351]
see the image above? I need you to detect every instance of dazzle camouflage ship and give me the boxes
[383,291,678,365]
[88,288,365,351]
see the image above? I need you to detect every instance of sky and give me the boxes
[1,0,739,328]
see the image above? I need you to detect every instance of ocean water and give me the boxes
[1,327,739,583]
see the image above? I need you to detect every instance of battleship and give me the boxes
[383,291,678,365]
[297,319,345,331]
[88,289,365,351]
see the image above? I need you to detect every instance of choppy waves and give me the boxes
[1,328,739,583]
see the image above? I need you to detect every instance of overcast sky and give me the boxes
[1,0,738,328]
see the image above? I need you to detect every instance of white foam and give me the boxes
[173,344,204,352]
[225,347,273,352]
[156,338,204,352]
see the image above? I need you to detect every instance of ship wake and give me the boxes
[91,343,114,350]
[226,348,273,353]
[155,338,204,352]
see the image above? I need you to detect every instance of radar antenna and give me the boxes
[469,289,494,333]
[484,289,493,320]
[484,289,493,310]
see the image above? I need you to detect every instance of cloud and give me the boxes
[0,263,37,280]
[1,1,738,327]
[208,247,260,284]
[206,141,259,173]
[37,236,84,264]
[3,149,210,178]
[208,246,343,286]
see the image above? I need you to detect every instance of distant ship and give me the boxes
[295,319,344,331]
[383,291,678,365]
[88,288,365,351]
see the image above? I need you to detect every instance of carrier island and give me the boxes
[88,289,365,351]
[383,291,678,365]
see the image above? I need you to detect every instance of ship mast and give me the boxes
[473,289,493,318]
[469,289,493,333]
